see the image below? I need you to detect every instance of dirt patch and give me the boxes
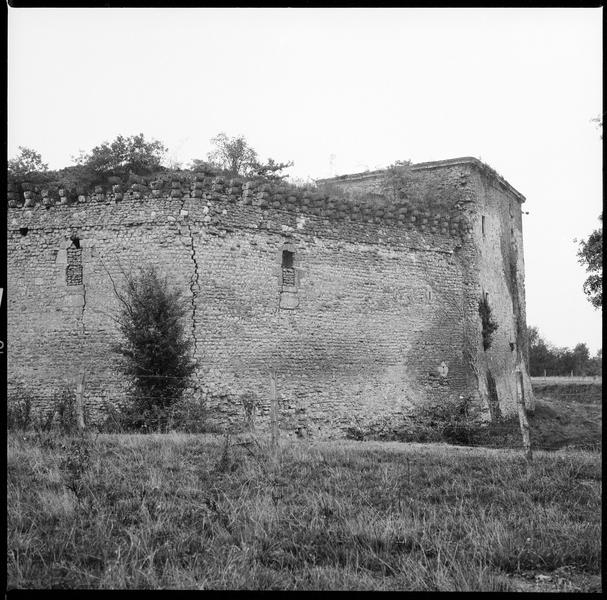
[504,566,601,593]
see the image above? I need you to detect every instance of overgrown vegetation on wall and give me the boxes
[203,132,293,180]
[7,133,295,196]
[7,146,48,177]
[380,160,413,202]
[73,134,168,180]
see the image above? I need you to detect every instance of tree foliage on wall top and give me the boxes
[74,133,168,180]
[8,146,49,178]
[203,132,293,180]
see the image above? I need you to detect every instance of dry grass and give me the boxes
[7,432,601,591]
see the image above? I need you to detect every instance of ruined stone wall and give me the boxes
[469,168,534,416]
[7,159,517,436]
[320,158,533,418]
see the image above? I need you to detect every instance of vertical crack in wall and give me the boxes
[80,282,87,334]
[181,200,200,358]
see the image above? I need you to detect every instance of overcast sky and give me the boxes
[8,8,603,353]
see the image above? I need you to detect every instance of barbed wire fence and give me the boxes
[7,370,602,455]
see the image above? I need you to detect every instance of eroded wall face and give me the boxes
[8,181,477,436]
[470,171,534,416]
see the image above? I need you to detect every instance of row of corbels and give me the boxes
[7,177,303,203]
[7,179,472,235]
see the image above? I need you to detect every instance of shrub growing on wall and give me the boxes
[380,160,412,202]
[111,265,197,432]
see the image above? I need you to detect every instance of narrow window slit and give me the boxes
[281,250,296,287]
[66,237,83,286]
[282,250,294,268]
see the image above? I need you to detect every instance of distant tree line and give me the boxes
[527,326,602,377]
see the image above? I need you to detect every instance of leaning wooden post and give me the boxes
[515,369,532,462]
[269,369,279,469]
[75,371,86,431]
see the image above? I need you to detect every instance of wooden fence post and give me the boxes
[269,369,279,469]
[75,371,86,431]
[516,369,532,462]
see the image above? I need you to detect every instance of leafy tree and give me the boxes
[206,132,293,180]
[75,133,167,180]
[526,325,540,349]
[572,343,590,376]
[207,132,258,177]
[527,325,599,376]
[527,326,554,375]
[577,213,602,309]
[8,146,48,177]
[381,160,412,202]
[250,157,294,181]
[111,265,196,432]
[586,349,602,377]
[555,347,576,376]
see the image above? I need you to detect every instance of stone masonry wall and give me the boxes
[320,158,534,419]
[7,158,519,436]
[469,167,535,416]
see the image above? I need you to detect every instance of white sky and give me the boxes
[8,8,603,353]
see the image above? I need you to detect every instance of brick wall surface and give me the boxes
[7,158,531,436]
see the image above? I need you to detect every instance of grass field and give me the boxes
[7,432,601,591]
